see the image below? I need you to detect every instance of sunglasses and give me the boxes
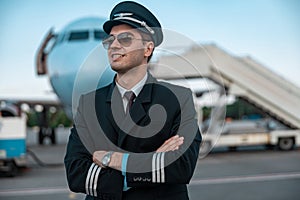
[102,32,151,49]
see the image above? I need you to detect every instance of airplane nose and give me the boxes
[47,42,114,118]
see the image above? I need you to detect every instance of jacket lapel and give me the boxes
[105,81,126,129]
[117,74,156,147]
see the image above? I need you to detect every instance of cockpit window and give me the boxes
[94,30,107,40]
[68,31,89,41]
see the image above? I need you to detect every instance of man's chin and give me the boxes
[111,65,137,75]
[111,66,127,74]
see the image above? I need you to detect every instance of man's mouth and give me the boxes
[111,53,125,61]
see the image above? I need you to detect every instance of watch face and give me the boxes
[102,156,109,166]
[101,152,112,167]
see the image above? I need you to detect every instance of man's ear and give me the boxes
[144,41,154,57]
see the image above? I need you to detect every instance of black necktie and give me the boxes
[124,91,136,115]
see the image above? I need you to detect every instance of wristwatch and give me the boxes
[101,151,113,168]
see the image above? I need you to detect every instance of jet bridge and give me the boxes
[150,44,300,129]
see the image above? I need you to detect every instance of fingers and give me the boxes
[93,151,106,167]
[156,135,184,152]
[163,136,184,152]
[165,135,184,151]
[163,135,179,144]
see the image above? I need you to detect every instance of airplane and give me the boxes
[35,17,116,144]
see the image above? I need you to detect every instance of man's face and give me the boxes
[105,24,151,74]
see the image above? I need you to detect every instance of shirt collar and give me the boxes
[116,73,148,98]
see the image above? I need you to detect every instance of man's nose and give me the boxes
[109,37,122,49]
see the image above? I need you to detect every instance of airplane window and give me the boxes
[94,30,107,40]
[68,31,89,41]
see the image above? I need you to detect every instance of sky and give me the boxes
[0,0,300,98]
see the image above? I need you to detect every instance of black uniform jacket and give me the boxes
[64,74,202,200]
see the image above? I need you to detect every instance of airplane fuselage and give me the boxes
[42,17,115,118]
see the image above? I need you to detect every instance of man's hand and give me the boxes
[93,151,107,168]
[156,135,184,152]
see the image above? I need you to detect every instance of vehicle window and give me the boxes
[68,31,89,41]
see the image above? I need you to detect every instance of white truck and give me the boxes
[0,108,27,176]
[200,119,300,156]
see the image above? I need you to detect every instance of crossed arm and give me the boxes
[93,135,185,170]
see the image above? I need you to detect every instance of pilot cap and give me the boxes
[103,1,163,47]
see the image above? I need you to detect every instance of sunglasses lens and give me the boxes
[102,33,134,49]
[102,35,115,49]
[117,33,133,47]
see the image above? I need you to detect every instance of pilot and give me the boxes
[64,1,201,200]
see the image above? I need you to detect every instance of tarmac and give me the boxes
[0,128,299,200]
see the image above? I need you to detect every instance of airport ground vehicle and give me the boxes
[0,105,27,176]
[200,119,300,155]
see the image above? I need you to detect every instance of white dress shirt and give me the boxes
[116,73,148,112]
